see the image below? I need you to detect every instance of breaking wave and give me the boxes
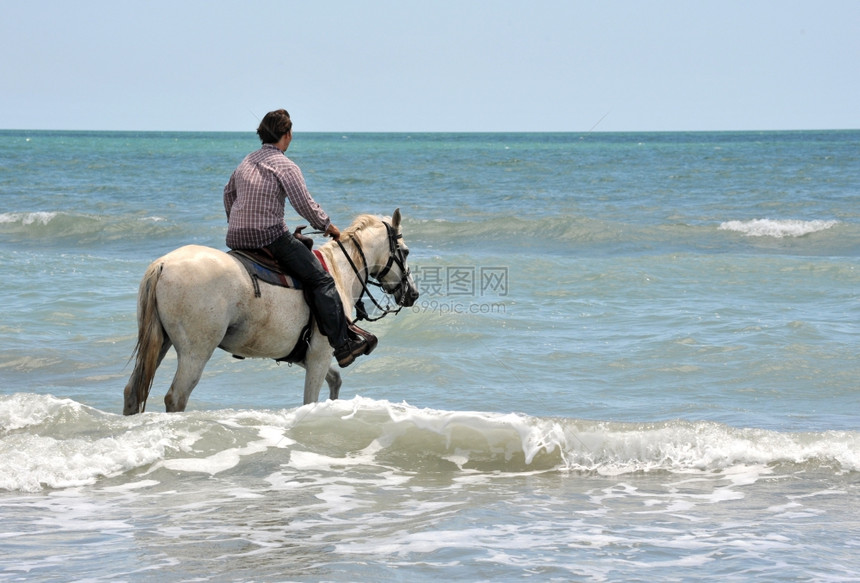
[1,394,856,492]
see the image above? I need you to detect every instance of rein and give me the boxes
[334,222,408,322]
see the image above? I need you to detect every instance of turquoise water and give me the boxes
[1,130,858,581]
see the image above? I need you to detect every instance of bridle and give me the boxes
[336,221,411,322]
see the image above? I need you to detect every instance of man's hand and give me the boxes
[325,224,341,240]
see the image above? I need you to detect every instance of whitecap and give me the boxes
[718,218,838,238]
[0,211,58,225]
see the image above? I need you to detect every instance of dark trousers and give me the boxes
[266,232,349,348]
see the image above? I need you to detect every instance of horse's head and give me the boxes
[339,208,419,309]
[372,208,419,308]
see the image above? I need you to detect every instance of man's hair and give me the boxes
[257,109,292,144]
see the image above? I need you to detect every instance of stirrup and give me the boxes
[349,324,378,355]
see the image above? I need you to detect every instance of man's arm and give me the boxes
[280,164,331,233]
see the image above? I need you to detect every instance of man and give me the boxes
[223,109,369,367]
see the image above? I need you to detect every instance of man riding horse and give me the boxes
[223,109,372,368]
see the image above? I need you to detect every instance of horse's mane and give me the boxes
[320,214,390,290]
[342,214,387,239]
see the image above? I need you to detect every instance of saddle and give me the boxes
[229,248,302,293]
[227,227,326,297]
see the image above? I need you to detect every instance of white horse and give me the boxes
[123,209,418,415]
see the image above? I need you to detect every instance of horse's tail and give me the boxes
[123,262,166,415]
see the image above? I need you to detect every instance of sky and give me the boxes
[1,0,858,133]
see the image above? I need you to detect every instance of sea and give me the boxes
[0,129,858,582]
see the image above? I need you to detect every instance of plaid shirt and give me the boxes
[223,144,331,249]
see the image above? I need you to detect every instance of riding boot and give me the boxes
[334,336,368,368]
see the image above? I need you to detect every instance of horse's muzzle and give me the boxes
[396,284,419,308]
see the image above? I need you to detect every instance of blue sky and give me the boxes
[2,0,858,132]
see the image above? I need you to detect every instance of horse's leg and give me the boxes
[325,366,342,400]
[293,362,341,401]
[160,312,222,413]
[302,335,334,405]
[164,347,216,412]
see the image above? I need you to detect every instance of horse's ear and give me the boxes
[392,208,401,229]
